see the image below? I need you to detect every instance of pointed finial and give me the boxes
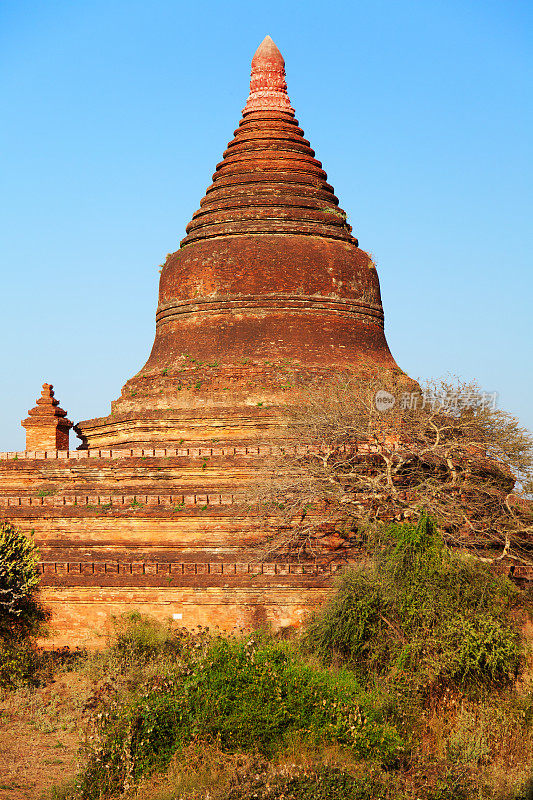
[41,383,56,400]
[27,383,66,417]
[243,35,294,115]
[252,35,285,69]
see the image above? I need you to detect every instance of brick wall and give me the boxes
[39,586,331,648]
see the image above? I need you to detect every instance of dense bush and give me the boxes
[88,610,202,678]
[304,515,525,690]
[0,521,52,690]
[0,641,85,690]
[0,637,41,688]
[79,625,403,798]
[0,521,48,641]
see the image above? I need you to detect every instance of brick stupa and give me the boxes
[75,35,403,449]
[0,38,442,647]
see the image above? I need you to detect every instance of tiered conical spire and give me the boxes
[181,36,355,246]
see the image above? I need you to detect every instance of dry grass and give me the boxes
[116,741,375,800]
[0,671,92,800]
[403,687,533,799]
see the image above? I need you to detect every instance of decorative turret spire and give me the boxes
[22,384,72,451]
[27,384,68,418]
[243,35,294,115]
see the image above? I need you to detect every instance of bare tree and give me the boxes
[254,376,533,565]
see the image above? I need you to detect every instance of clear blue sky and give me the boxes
[1,0,532,450]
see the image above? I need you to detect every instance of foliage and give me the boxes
[0,520,48,641]
[78,621,403,798]
[0,637,41,689]
[45,541,533,800]
[220,763,403,800]
[41,603,533,800]
[0,641,85,691]
[0,520,52,690]
[255,376,533,561]
[106,610,196,664]
[304,516,525,691]
[84,612,211,685]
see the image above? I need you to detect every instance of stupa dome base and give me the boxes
[76,234,406,448]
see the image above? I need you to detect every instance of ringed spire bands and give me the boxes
[181,35,354,247]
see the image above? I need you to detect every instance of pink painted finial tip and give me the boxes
[243,35,294,115]
[252,35,285,68]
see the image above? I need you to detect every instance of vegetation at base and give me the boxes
[0,521,47,639]
[0,520,51,689]
[78,622,402,799]
[140,752,408,800]
[0,517,529,799]
[304,515,525,692]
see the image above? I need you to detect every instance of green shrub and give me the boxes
[0,638,41,688]
[80,631,404,798]
[0,521,48,641]
[0,641,84,691]
[304,515,525,691]
[85,612,211,686]
[107,610,201,665]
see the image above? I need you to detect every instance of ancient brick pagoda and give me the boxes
[0,36,441,647]
[75,35,401,449]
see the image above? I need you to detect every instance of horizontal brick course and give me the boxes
[0,443,385,462]
[37,560,334,578]
[0,492,240,507]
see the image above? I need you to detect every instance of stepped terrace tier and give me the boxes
[1,446,531,647]
[0,446,349,646]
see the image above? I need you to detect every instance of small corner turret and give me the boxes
[21,383,72,451]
